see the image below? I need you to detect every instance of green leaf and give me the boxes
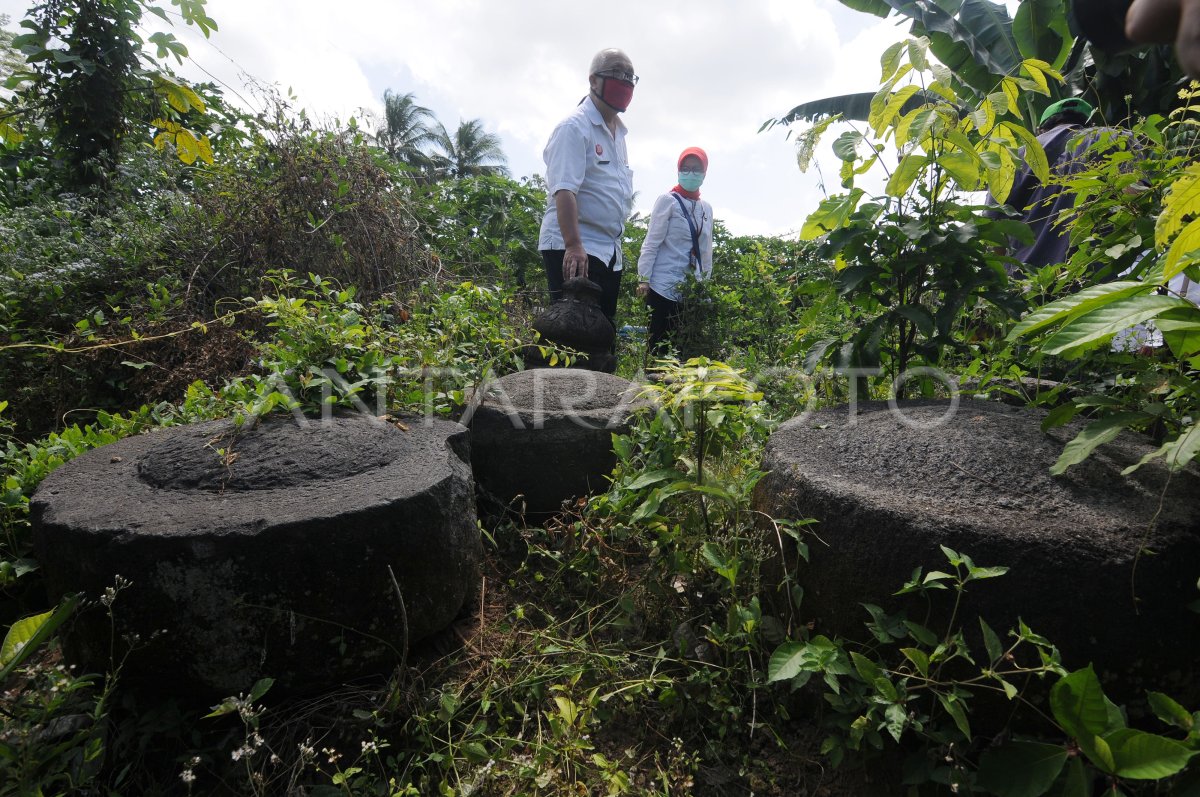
[1146,691,1193,731]
[911,0,1022,95]
[1041,295,1195,356]
[838,0,892,17]
[886,152,930,197]
[898,107,941,147]
[937,692,972,740]
[904,621,939,646]
[1051,666,1124,741]
[1007,281,1147,340]
[802,190,866,240]
[1106,728,1196,778]
[701,542,729,571]
[1012,0,1073,67]
[685,483,738,504]
[1051,412,1152,475]
[611,434,632,462]
[1156,160,1200,248]
[896,304,935,337]
[900,647,930,676]
[939,544,963,566]
[939,150,982,188]
[883,701,908,742]
[967,565,1009,581]
[630,490,665,523]
[1002,121,1050,185]
[1157,316,1200,360]
[248,677,274,703]
[462,741,490,763]
[154,74,206,113]
[976,741,1068,797]
[1081,732,1118,773]
[773,93,876,127]
[850,651,882,683]
[1059,756,1088,797]
[623,469,680,491]
[0,594,80,681]
[833,131,865,161]
[1164,217,1200,281]
[880,40,906,82]
[1041,401,1081,432]
[1160,423,1200,472]
[768,641,809,683]
[980,617,1004,664]
[872,83,922,134]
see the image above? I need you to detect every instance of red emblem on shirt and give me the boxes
[595,144,603,156]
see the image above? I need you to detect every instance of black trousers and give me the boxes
[541,249,623,324]
[645,288,682,358]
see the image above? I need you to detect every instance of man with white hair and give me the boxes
[538,48,637,324]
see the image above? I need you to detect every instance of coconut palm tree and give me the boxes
[375,89,440,171]
[428,118,510,179]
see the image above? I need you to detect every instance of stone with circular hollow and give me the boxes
[463,369,646,515]
[754,399,1200,697]
[31,414,479,698]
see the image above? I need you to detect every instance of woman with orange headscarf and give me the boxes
[635,146,714,358]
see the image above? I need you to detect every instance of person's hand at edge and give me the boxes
[1127,0,1200,77]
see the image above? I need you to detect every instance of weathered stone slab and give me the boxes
[31,414,479,698]
[463,369,646,515]
[754,399,1200,694]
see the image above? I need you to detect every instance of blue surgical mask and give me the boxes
[678,170,704,191]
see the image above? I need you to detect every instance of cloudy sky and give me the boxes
[0,0,908,236]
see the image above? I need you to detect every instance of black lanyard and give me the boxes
[670,192,702,270]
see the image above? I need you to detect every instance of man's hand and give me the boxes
[635,282,650,298]
[1127,0,1200,77]
[563,244,589,280]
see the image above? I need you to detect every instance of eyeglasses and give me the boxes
[596,69,639,85]
[680,169,704,176]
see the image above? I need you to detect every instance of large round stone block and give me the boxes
[31,414,480,698]
[463,369,645,515]
[754,400,1200,693]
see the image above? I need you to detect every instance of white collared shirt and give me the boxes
[637,190,713,301]
[538,97,634,270]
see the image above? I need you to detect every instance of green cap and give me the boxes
[1039,98,1094,127]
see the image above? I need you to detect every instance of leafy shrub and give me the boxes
[175,110,434,309]
[409,173,547,287]
[999,96,1200,474]
[766,545,1200,793]
[216,273,531,421]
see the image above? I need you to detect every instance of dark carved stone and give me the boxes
[31,414,480,699]
[524,277,616,373]
[463,369,647,516]
[754,400,1200,701]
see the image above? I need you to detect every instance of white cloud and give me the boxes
[0,0,907,235]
